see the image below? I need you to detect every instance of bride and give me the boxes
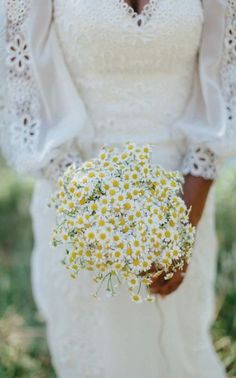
[1,0,235,376]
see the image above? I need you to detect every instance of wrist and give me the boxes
[182,174,214,226]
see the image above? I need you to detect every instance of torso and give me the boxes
[53,0,203,159]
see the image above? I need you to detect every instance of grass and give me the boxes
[0,158,236,377]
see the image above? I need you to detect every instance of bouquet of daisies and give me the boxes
[51,143,195,303]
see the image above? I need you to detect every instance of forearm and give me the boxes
[182,174,214,227]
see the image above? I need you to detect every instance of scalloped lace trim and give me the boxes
[116,0,158,26]
[181,146,219,180]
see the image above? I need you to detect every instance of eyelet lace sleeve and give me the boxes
[172,0,236,169]
[181,0,236,182]
[3,0,40,171]
[1,0,91,179]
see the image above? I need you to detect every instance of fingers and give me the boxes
[148,273,166,293]
[148,263,189,296]
[159,280,183,296]
[149,282,179,296]
[149,272,184,296]
[149,281,182,296]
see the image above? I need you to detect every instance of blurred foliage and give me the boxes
[0,157,236,377]
[0,159,55,378]
[214,165,236,377]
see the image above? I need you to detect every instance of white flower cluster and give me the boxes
[51,143,195,303]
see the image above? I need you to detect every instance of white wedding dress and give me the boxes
[2,0,236,377]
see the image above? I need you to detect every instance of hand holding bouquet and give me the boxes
[51,143,195,303]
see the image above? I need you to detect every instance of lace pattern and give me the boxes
[54,0,203,152]
[116,0,159,27]
[4,0,83,179]
[181,146,219,180]
[0,21,5,126]
[181,0,236,179]
[5,0,41,171]
[220,0,236,140]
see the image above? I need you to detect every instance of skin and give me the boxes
[149,174,214,296]
[129,0,151,14]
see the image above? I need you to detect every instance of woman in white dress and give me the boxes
[1,0,236,377]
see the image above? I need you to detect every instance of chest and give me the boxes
[124,0,151,14]
[53,0,204,76]
[54,0,203,39]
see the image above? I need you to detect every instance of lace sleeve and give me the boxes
[4,1,40,171]
[171,0,236,177]
[220,0,236,151]
[1,0,92,179]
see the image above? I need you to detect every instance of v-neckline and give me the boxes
[121,0,152,16]
[117,0,158,28]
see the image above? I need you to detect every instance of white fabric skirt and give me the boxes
[30,141,226,378]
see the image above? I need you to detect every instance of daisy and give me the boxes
[131,294,142,303]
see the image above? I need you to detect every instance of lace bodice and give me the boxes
[54,0,203,145]
[2,0,236,181]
